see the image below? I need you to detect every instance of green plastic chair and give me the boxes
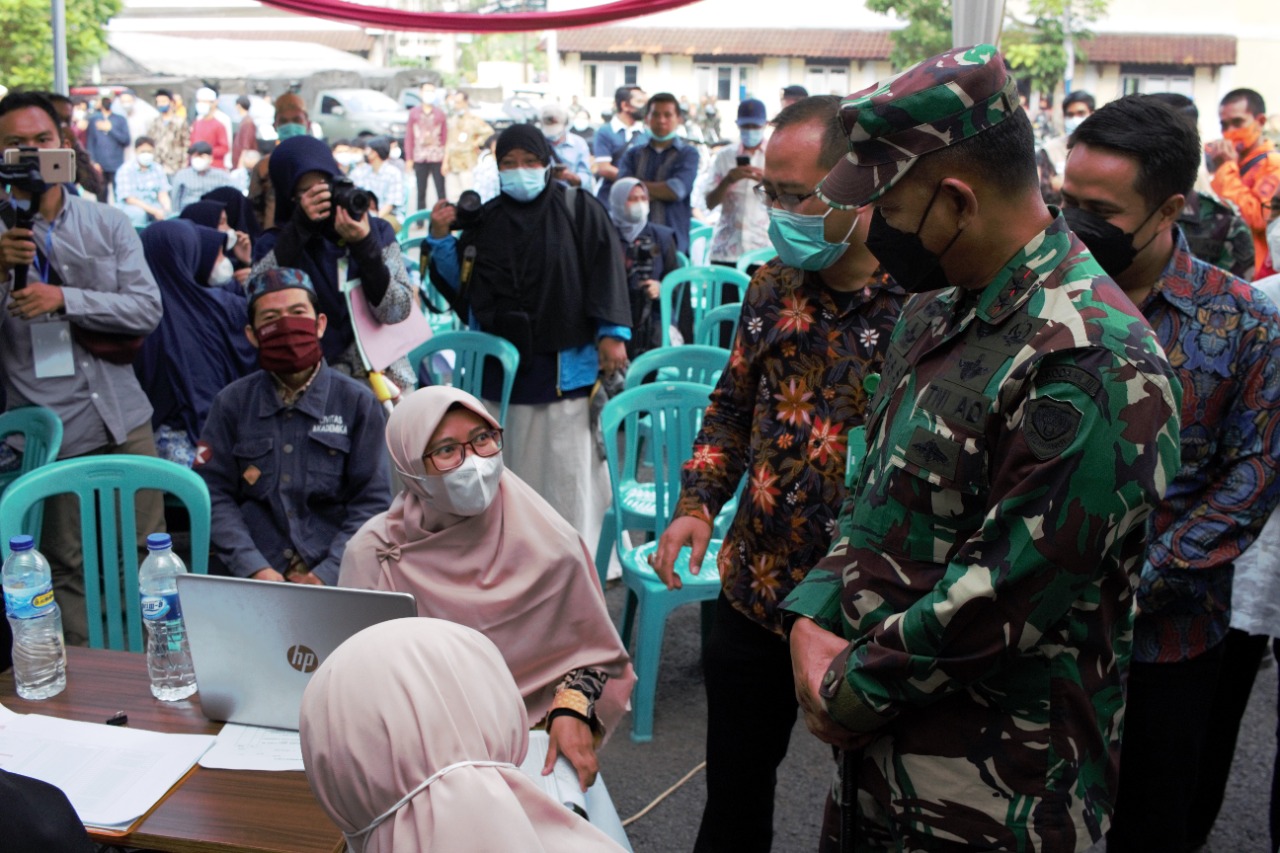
[659,266,750,348]
[688,222,715,266]
[674,251,690,269]
[399,235,460,334]
[407,330,520,428]
[0,406,64,543]
[694,302,743,348]
[734,246,776,274]
[397,209,433,242]
[591,348,728,576]
[0,455,211,652]
[602,382,723,742]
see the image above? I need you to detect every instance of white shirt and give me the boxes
[705,142,770,263]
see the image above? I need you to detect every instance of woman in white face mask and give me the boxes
[299,618,625,852]
[339,386,636,794]
[607,177,680,357]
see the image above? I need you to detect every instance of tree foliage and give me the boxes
[865,0,954,71]
[0,0,123,90]
[1004,0,1108,98]
[865,0,1110,96]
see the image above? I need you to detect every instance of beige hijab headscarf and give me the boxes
[299,618,624,852]
[338,386,635,738]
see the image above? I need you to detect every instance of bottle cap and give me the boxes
[146,533,173,551]
[8,534,34,553]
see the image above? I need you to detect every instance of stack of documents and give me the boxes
[0,702,215,833]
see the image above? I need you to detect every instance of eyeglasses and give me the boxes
[423,429,504,472]
[752,184,819,211]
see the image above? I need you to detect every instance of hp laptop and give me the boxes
[177,574,417,730]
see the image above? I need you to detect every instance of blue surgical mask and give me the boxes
[499,167,549,202]
[740,128,764,148]
[767,207,857,271]
[156,103,170,114]
[276,122,307,141]
[649,129,679,143]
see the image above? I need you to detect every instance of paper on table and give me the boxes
[198,723,304,771]
[0,710,215,831]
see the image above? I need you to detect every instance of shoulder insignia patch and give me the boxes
[1037,364,1101,398]
[1025,397,1082,460]
[904,426,961,480]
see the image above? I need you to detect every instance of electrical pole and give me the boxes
[52,0,69,94]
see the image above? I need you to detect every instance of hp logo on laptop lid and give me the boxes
[288,644,319,673]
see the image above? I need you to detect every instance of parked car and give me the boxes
[312,89,408,143]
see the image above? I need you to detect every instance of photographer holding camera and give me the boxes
[425,123,630,548]
[0,91,164,647]
[252,135,416,392]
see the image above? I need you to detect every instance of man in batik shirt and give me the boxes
[651,95,903,853]
[1062,94,1280,853]
[783,46,1182,852]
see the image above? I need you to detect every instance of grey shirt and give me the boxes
[1,189,163,457]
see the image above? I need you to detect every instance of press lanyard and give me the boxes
[33,226,54,284]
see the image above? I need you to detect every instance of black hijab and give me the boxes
[457,125,630,354]
[203,185,262,239]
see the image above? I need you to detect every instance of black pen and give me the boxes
[105,711,128,726]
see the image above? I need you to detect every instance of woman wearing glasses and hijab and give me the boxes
[339,386,635,794]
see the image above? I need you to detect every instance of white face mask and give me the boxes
[196,102,212,117]
[207,256,235,287]
[1063,115,1085,135]
[1268,217,1280,268]
[412,453,503,517]
[191,155,213,172]
[136,152,154,168]
[624,201,649,224]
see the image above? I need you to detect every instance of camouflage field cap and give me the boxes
[818,43,1020,209]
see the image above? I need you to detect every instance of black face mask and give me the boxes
[864,183,962,294]
[1062,205,1159,278]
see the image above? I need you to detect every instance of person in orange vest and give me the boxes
[1206,88,1280,277]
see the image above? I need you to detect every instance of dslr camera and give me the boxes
[449,190,484,231]
[328,176,372,220]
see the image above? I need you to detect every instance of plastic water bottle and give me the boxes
[139,533,197,701]
[2,535,66,700]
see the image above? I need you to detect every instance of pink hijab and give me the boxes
[299,618,624,852]
[338,386,635,739]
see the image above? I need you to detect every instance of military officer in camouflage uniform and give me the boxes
[781,45,1183,852]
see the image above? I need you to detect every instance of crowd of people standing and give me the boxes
[4,45,1280,852]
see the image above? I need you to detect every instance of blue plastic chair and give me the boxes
[694,302,743,348]
[591,348,728,575]
[0,455,211,653]
[397,209,433,242]
[0,406,64,543]
[734,246,777,274]
[407,330,520,427]
[659,266,751,348]
[601,382,723,742]
[688,222,714,266]
[399,235,460,334]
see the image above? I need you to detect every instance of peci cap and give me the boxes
[782,85,809,100]
[817,43,1020,209]
[188,140,214,155]
[736,98,767,127]
[245,267,317,311]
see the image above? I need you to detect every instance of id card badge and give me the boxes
[31,320,75,378]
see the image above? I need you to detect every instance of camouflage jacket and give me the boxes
[1179,190,1255,279]
[781,214,1182,851]
[674,261,904,632]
